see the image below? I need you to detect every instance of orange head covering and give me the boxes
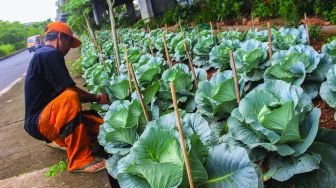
[45,22,81,48]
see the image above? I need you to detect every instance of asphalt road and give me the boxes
[0,49,33,91]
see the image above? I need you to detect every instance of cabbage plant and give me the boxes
[135,56,164,85]
[195,70,244,118]
[219,30,244,41]
[264,45,329,91]
[98,100,148,156]
[245,29,268,42]
[320,65,336,108]
[208,40,240,70]
[192,35,216,67]
[234,39,269,81]
[272,25,308,51]
[150,64,204,113]
[83,63,113,94]
[228,80,321,182]
[106,74,132,101]
[161,64,206,100]
[322,38,336,62]
[109,112,259,188]
[264,51,307,86]
[173,38,192,62]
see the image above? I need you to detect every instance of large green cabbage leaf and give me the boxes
[228,80,321,181]
[234,39,269,81]
[195,70,244,118]
[202,144,259,188]
[320,64,336,108]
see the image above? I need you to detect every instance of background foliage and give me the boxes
[0,19,50,57]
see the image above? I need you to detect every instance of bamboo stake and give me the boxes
[179,23,183,33]
[165,24,168,32]
[216,22,222,43]
[186,19,190,31]
[148,28,155,56]
[196,28,200,38]
[304,13,310,45]
[130,33,134,47]
[170,82,195,188]
[128,63,150,122]
[229,50,241,104]
[180,27,198,87]
[124,46,134,94]
[251,12,255,29]
[106,0,121,74]
[267,22,273,66]
[162,34,172,68]
[257,24,261,32]
[83,13,105,65]
[210,21,214,36]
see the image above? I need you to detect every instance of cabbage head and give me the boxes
[228,80,321,182]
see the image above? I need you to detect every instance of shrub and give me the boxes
[0,44,15,57]
[66,57,83,77]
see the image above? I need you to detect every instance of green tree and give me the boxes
[0,19,49,55]
[60,0,93,34]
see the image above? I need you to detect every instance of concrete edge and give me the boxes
[0,167,50,188]
[0,49,27,61]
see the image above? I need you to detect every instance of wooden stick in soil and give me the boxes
[267,22,273,66]
[162,34,172,68]
[179,23,198,87]
[170,82,195,188]
[179,23,183,34]
[148,28,155,56]
[83,13,105,65]
[210,21,214,36]
[304,13,310,45]
[182,36,198,87]
[185,19,190,30]
[251,12,255,29]
[106,0,121,74]
[124,46,134,94]
[128,63,150,122]
[196,28,200,38]
[216,22,221,43]
[229,50,241,104]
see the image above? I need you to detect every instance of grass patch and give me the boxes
[66,57,83,78]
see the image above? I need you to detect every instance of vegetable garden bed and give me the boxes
[314,98,336,129]
[80,24,336,188]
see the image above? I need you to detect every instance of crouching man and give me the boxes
[24,22,109,173]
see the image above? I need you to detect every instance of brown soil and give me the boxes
[313,97,336,129]
[310,39,324,52]
[206,68,217,80]
[310,33,333,52]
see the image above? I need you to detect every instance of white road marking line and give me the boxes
[0,77,23,96]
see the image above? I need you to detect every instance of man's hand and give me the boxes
[96,93,110,104]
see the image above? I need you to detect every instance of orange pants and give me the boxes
[38,89,103,171]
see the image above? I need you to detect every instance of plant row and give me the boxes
[79,25,336,188]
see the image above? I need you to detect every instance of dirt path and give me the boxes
[0,48,110,188]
